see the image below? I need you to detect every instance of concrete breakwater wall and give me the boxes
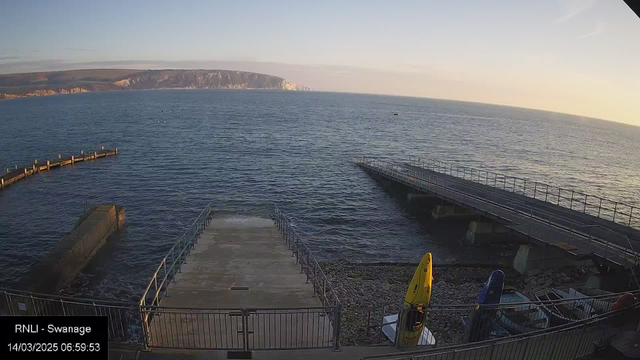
[0,147,118,190]
[15,204,125,294]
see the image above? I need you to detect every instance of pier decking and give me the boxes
[161,215,321,308]
[140,208,338,350]
[356,156,640,271]
[0,147,118,190]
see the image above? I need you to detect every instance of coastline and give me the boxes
[0,86,311,101]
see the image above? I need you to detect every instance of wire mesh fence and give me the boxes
[362,302,640,360]
[1,289,144,345]
[359,288,640,351]
[140,305,340,350]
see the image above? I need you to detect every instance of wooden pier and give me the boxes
[355,156,640,272]
[0,147,118,190]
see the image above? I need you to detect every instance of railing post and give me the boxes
[558,188,561,205]
[395,306,407,349]
[333,304,342,351]
[153,274,158,299]
[139,304,150,349]
[523,180,527,196]
[242,309,250,352]
[613,203,618,222]
[584,195,588,213]
[533,182,537,199]
[586,228,593,254]
[5,292,14,315]
[163,261,168,296]
[598,197,602,217]
[545,184,549,202]
[630,207,634,227]
[528,208,533,238]
[323,278,326,304]
[570,190,574,209]
[291,235,296,257]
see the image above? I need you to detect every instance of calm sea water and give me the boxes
[1,90,639,301]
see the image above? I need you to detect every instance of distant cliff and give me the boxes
[0,69,310,99]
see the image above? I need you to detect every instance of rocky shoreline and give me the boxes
[320,261,592,346]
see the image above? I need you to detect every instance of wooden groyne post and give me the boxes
[0,147,119,191]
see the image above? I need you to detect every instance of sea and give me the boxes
[1,90,639,302]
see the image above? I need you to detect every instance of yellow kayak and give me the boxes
[401,252,433,346]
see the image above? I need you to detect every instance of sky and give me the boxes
[1,0,639,125]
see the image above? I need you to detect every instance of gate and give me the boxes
[141,305,341,350]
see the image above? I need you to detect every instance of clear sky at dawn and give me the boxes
[1,0,639,125]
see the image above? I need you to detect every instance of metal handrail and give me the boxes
[361,300,640,360]
[361,288,640,314]
[357,157,586,235]
[141,304,340,311]
[272,204,341,308]
[272,204,342,350]
[1,287,133,306]
[2,288,143,345]
[139,203,213,307]
[356,156,640,266]
[135,204,342,351]
[404,155,639,231]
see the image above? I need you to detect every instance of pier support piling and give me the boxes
[512,244,587,275]
[432,205,476,220]
[464,221,510,245]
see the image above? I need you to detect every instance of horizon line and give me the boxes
[0,65,636,128]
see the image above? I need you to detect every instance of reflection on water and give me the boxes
[0,90,639,301]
